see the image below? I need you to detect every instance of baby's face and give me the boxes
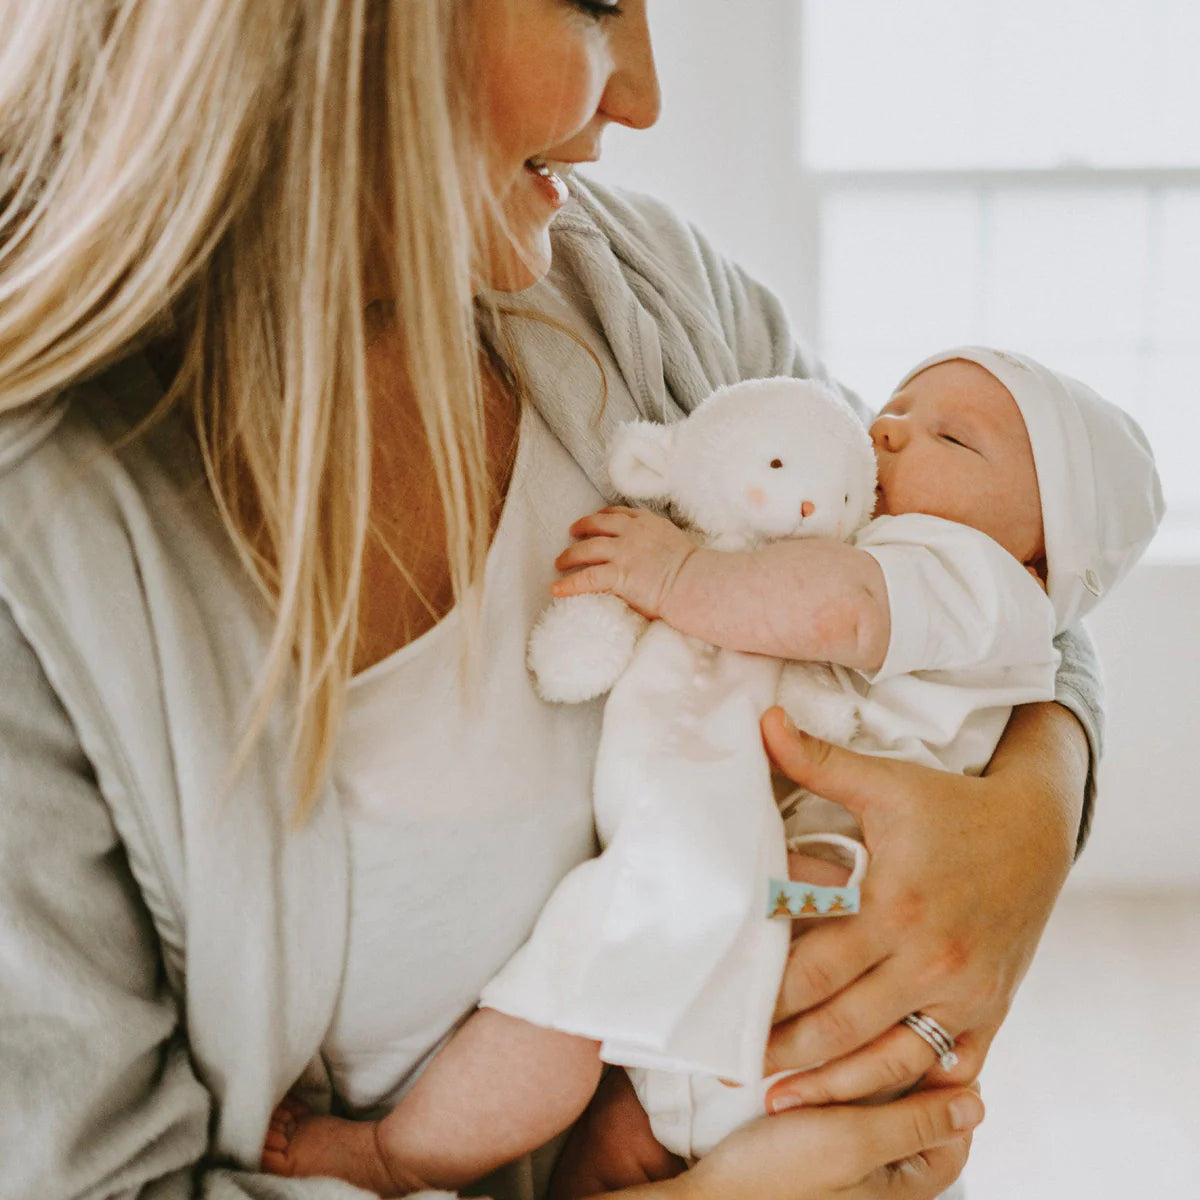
[871,361,1045,573]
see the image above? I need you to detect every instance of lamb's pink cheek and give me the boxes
[746,486,766,509]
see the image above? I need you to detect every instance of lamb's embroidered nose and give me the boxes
[801,500,816,519]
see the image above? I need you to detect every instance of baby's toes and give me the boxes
[263,1120,291,1153]
[278,1094,311,1119]
[261,1142,296,1177]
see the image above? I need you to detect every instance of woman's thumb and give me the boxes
[761,705,895,818]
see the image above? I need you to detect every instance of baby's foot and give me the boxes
[261,1094,309,1177]
[261,1095,400,1196]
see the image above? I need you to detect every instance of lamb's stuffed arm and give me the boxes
[527,594,648,704]
[528,417,679,705]
[776,659,861,747]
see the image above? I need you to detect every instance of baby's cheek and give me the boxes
[745,486,766,509]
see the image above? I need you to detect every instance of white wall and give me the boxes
[1075,562,1200,889]
[591,0,814,331]
[590,1,1199,890]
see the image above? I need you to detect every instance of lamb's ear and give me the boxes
[607,420,676,501]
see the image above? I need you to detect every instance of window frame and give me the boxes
[793,5,1200,557]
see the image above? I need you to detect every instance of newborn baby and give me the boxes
[542,346,1163,1159]
[262,347,1163,1192]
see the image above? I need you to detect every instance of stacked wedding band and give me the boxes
[902,1012,959,1070]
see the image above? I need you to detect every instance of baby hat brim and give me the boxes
[895,346,1165,631]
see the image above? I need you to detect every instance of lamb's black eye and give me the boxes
[844,493,849,504]
[770,458,783,469]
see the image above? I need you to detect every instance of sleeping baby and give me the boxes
[262,346,1163,1194]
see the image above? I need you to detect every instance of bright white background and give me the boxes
[586,3,1200,1196]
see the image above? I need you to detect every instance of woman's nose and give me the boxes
[599,3,662,130]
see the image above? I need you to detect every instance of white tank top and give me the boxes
[322,405,606,1115]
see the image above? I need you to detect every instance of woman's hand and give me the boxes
[615,1086,983,1200]
[759,703,1088,1110]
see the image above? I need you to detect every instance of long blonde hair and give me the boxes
[0,0,497,820]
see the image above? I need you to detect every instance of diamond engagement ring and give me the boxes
[902,1012,959,1070]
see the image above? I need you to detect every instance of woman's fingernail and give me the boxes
[768,1092,804,1114]
[780,711,798,736]
[949,1094,985,1130]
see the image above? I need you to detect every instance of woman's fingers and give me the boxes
[875,1136,973,1200]
[768,1017,990,1111]
[765,1022,940,1111]
[769,958,934,1072]
[684,1088,981,1200]
[772,917,883,1023]
[837,1087,983,1186]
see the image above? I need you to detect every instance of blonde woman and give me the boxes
[0,2,1100,1198]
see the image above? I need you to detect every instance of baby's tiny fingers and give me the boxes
[568,511,633,539]
[555,538,618,571]
[277,1094,309,1118]
[551,565,615,598]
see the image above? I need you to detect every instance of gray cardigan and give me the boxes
[0,178,1102,1200]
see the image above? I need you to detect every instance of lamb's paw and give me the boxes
[527,594,647,703]
[777,662,860,746]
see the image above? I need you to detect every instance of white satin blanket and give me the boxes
[480,620,789,1085]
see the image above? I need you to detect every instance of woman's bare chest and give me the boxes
[353,389,520,674]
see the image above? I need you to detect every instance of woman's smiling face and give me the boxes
[469,0,661,292]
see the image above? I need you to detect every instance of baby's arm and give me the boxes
[263,1009,603,1195]
[552,507,890,671]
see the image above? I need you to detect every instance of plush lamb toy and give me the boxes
[530,376,878,733]
[479,377,878,1092]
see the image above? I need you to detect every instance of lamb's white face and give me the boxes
[669,382,877,549]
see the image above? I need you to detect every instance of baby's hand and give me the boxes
[551,506,696,620]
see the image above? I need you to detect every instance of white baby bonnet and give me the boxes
[896,346,1165,632]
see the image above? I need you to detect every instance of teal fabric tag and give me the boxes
[767,879,860,919]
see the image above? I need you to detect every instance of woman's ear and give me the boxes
[607,420,676,501]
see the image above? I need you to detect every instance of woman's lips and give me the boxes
[524,159,570,208]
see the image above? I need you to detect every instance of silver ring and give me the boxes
[902,1012,959,1070]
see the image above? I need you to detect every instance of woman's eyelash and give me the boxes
[940,433,968,448]
[570,0,625,19]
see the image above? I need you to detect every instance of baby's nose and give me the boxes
[871,416,904,450]
[801,500,816,519]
